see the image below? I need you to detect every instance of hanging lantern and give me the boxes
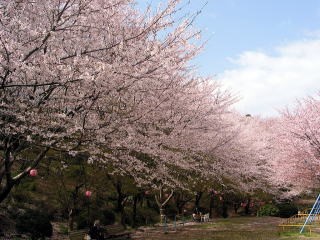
[29,169,38,177]
[145,190,150,195]
[85,190,92,197]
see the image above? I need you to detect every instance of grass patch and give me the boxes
[280,231,320,238]
[133,216,320,240]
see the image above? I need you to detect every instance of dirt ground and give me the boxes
[131,217,320,240]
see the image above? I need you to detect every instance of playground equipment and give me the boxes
[278,213,314,234]
[300,193,320,233]
[278,194,320,234]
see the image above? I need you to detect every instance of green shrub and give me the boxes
[58,223,69,235]
[276,203,298,218]
[76,208,116,229]
[123,207,159,227]
[76,211,90,230]
[257,204,279,217]
[16,209,53,240]
[101,209,116,225]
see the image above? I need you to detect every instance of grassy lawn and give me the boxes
[132,217,320,240]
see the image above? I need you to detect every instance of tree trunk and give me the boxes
[114,181,127,227]
[68,183,84,231]
[0,144,50,203]
[245,197,251,215]
[155,186,174,224]
[159,207,165,224]
[120,206,126,227]
[175,192,192,215]
[195,191,203,211]
[209,192,215,218]
[233,202,240,214]
[68,209,75,231]
[177,202,184,215]
[0,183,14,203]
[132,195,138,227]
[222,197,228,218]
[115,181,124,212]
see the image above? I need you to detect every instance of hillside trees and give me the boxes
[204,114,278,213]
[229,116,276,194]
[199,114,276,194]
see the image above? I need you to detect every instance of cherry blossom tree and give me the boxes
[0,0,237,203]
[273,95,320,197]
[202,114,280,210]
[230,115,276,194]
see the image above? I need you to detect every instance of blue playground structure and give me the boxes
[300,193,320,233]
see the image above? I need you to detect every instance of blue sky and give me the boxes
[136,0,320,116]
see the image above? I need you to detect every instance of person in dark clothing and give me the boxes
[89,220,105,240]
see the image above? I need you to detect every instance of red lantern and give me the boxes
[85,190,92,197]
[29,169,37,177]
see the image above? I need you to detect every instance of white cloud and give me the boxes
[218,38,320,117]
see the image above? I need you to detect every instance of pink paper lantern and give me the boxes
[29,169,38,177]
[85,190,92,197]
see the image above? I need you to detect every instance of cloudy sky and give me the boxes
[137,0,320,116]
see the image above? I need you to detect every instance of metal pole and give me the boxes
[300,193,320,233]
[163,216,168,233]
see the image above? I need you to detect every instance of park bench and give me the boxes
[201,213,210,222]
[105,224,131,239]
[192,213,201,222]
[69,229,88,240]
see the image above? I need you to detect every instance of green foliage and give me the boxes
[16,209,53,240]
[75,211,90,230]
[58,223,69,235]
[276,202,298,218]
[75,207,116,229]
[101,209,116,225]
[135,208,159,226]
[257,204,279,217]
